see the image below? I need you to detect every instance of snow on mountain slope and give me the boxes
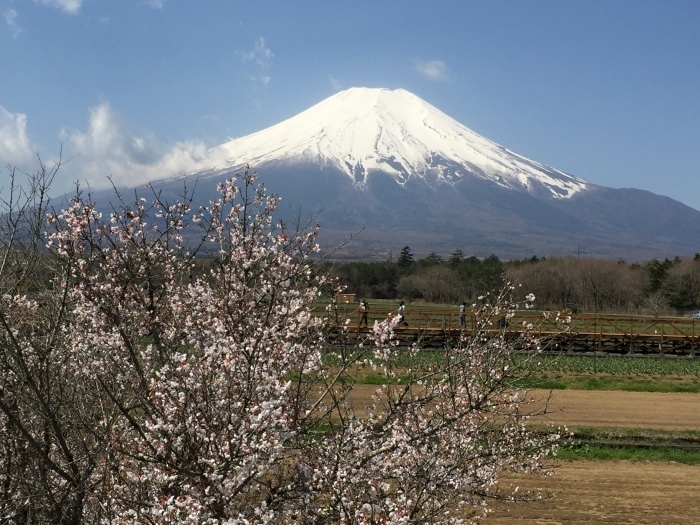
[209,87,589,199]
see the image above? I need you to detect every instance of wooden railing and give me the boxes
[315,305,700,355]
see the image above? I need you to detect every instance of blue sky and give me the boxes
[2,1,700,209]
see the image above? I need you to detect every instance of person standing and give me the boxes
[398,300,408,326]
[459,301,466,328]
[359,299,369,326]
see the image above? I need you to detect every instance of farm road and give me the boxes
[348,386,700,431]
[526,389,700,431]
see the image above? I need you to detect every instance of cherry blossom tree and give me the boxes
[0,158,112,524]
[1,166,563,524]
[40,170,331,523]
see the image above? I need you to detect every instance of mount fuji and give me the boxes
[112,87,700,260]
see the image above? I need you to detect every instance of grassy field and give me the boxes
[326,351,700,391]
[559,442,700,463]
[513,354,700,392]
[526,355,700,462]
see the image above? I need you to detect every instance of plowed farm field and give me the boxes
[348,386,700,524]
[486,389,700,524]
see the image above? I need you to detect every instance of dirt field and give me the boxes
[350,386,700,523]
[485,460,700,524]
[485,389,700,524]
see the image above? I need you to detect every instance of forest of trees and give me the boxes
[321,246,700,316]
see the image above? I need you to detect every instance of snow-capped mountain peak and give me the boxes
[211,87,588,199]
[91,87,700,261]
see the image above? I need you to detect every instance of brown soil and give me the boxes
[348,386,700,523]
[526,389,700,431]
[485,460,700,524]
[486,389,700,524]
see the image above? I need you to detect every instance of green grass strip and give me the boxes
[555,426,700,464]
[558,443,700,464]
[515,375,700,392]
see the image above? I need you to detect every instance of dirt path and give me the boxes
[348,386,700,431]
[526,388,700,430]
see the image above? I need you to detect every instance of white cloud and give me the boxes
[0,106,34,166]
[146,0,166,9]
[243,37,273,68]
[3,9,21,37]
[64,102,229,189]
[34,0,84,15]
[241,37,273,87]
[328,75,343,91]
[67,103,155,163]
[414,59,450,82]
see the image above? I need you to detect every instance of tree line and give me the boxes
[321,246,700,315]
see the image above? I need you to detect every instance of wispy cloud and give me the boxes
[0,106,34,166]
[34,0,85,15]
[414,59,450,82]
[3,9,21,37]
[328,75,343,91]
[63,102,228,189]
[146,0,166,9]
[241,37,273,87]
[243,37,273,68]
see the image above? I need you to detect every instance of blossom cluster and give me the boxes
[0,170,563,524]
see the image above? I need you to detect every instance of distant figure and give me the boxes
[359,299,369,326]
[398,300,408,326]
[497,315,508,328]
[459,302,466,328]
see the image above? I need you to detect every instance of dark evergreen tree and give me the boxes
[478,254,504,293]
[398,246,415,268]
[421,252,443,267]
[448,249,464,266]
[648,258,674,292]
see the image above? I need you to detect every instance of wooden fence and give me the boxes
[316,305,700,356]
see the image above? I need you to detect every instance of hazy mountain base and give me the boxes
[253,164,700,261]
